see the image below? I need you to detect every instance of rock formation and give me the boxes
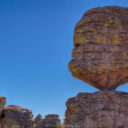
[65,6,128,128]
[35,114,43,124]
[0,97,6,114]
[68,6,128,90]
[35,114,61,128]
[2,105,34,128]
[0,97,6,128]
[0,97,61,128]
[65,90,128,128]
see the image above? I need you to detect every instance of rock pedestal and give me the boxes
[64,91,128,128]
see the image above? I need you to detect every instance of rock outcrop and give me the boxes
[64,90,128,128]
[68,6,128,90]
[0,97,6,128]
[35,114,61,128]
[2,105,34,128]
[0,97,6,114]
[65,5,128,128]
[0,99,62,128]
[35,114,43,124]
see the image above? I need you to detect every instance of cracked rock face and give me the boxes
[64,91,128,128]
[68,6,128,90]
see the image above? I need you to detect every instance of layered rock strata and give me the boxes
[65,90,128,128]
[68,6,128,90]
[35,114,61,128]
[2,105,34,128]
[0,97,62,128]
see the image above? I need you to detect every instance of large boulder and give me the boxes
[64,90,128,128]
[68,6,128,90]
[2,105,34,128]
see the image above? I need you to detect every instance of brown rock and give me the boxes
[34,114,43,124]
[64,90,128,128]
[35,114,61,128]
[2,105,34,128]
[0,97,6,114]
[45,114,59,119]
[68,6,128,90]
[0,97,6,128]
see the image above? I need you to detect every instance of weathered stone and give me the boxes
[35,114,61,128]
[68,6,128,90]
[0,97,6,128]
[35,114,43,124]
[0,97,6,114]
[2,105,34,128]
[64,90,128,128]
[0,97,62,128]
[45,114,59,119]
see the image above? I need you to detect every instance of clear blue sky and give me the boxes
[0,0,128,121]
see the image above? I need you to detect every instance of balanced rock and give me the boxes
[68,6,128,90]
[2,105,34,128]
[64,90,128,128]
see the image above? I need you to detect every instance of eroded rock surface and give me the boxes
[0,97,6,114]
[35,114,61,128]
[2,105,34,128]
[35,114,43,124]
[64,90,128,128]
[68,6,128,90]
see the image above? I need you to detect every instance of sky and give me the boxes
[0,0,128,121]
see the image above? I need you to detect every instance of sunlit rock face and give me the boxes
[64,91,128,128]
[2,105,34,128]
[68,6,128,90]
